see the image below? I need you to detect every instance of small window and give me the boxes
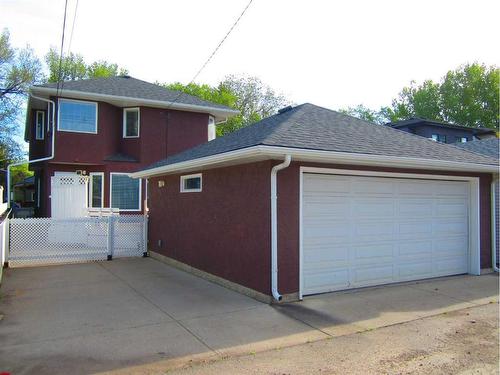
[180,173,202,193]
[89,173,104,208]
[208,116,216,141]
[35,111,44,140]
[123,108,140,138]
[58,99,98,133]
[431,134,446,143]
[110,173,141,211]
[456,137,468,143]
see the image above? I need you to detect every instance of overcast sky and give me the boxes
[2,0,499,111]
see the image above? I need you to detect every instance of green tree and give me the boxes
[343,63,499,129]
[0,29,43,168]
[164,75,291,136]
[339,104,386,125]
[45,47,128,83]
[9,163,33,186]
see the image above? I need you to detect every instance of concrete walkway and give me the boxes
[0,258,497,375]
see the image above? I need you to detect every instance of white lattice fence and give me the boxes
[9,216,147,267]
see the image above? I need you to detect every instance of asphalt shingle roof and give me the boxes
[455,138,499,159]
[141,103,498,172]
[34,76,235,112]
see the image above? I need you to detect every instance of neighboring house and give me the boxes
[25,76,237,218]
[456,138,499,266]
[12,176,35,207]
[387,118,496,144]
[132,103,498,303]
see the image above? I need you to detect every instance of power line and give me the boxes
[60,0,79,95]
[165,0,254,109]
[66,0,79,58]
[55,0,69,99]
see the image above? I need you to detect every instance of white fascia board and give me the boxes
[30,87,239,120]
[130,145,499,179]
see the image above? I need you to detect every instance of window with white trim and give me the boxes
[89,172,104,208]
[208,116,216,141]
[35,111,45,140]
[58,99,97,133]
[123,108,140,138]
[180,173,202,193]
[110,173,141,210]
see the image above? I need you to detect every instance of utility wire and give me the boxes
[66,0,79,56]
[55,0,69,99]
[164,0,254,110]
[60,0,79,95]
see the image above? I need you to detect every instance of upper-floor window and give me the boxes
[58,99,97,134]
[123,108,140,138]
[208,116,216,141]
[35,110,45,140]
[456,136,468,143]
[431,134,447,143]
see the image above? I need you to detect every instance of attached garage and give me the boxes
[300,169,480,296]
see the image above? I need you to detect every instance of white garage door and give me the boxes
[302,173,470,295]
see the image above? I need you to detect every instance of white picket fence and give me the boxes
[9,215,147,267]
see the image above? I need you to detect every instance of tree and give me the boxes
[45,47,128,83]
[342,63,499,129]
[164,75,291,136]
[339,104,386,125]
[0,29,43,169]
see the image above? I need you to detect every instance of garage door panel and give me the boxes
[303,269,349,293]
[398,261,433,279]
[304,175,350,193]
[352,198,395,217]
[433,220,468,236]
[351,178,395,195]
[354,243,394,260]
[435,199,468,216]
[351,265,394,285]
[302,173,470,295]
[398,241,433,256]
[399,200,434,217]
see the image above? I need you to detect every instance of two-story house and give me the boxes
[387,118,496,144]
[24,76,238,217]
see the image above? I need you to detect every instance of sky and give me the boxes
[1,0,499,111]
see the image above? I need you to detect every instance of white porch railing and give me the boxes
[9,215,147,267]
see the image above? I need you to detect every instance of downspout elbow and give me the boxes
[271,154,292,302]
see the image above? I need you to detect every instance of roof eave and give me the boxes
[130,145,499,179]
[30,86,240,120]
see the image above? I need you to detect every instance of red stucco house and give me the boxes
[132,103,499,303]
[24,76,237,217]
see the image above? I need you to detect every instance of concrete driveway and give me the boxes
[0,258,497,375]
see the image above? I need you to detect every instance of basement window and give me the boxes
[180,173,202,193]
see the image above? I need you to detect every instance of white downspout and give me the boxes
[271,154,292,302]
[7,94,56,208]
[491,177,499,272]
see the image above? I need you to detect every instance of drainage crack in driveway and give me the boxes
[96,262,218,354]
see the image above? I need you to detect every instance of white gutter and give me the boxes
[7,94,56,208]
[130,145,499,179]
[491,177,499,272]
[270,155,291,302]
[31,87,239,120]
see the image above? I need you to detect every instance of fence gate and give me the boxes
[9,215,147,267]
[51,173,89,218]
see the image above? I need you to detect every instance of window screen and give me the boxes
[124,109,139,137]
[111,174,141,210]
